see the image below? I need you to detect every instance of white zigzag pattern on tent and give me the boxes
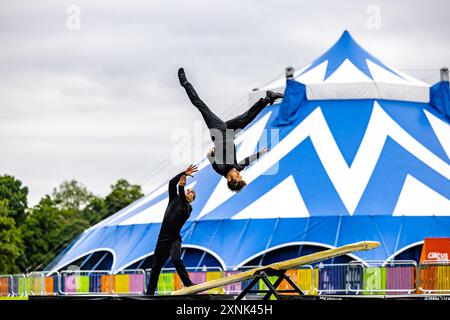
[393,175,450,216]
[198,102,450,218]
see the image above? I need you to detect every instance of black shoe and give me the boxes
[178,67,189,86]
[266,91,284,105]
[186,282,196,287]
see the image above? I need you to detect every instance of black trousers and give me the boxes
[146,237,193,295]
[183,82,269,132]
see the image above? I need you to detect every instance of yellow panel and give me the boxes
[206,271,224,294]
[114,274,130,294]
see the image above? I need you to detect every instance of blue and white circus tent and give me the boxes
[48,31,450,273]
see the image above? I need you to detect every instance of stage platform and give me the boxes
[29,294,244,301]
[28,294,450,301]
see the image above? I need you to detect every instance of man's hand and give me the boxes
[208,147,216,157]
[179,175,187,186]
[185,164,198,177]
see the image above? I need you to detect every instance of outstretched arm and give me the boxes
[237,147,269,169]
[168,164,198,201]
[178,175,187,203]
[168,172,185,202]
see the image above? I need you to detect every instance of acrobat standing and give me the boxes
[146,164,198,295]
[178,68,283,192]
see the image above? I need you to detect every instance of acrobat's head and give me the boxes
[185,188,196,203]
[226,168,247,192]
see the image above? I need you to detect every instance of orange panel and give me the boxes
[45,277,54,295]
[101,275,113,293]
[173,273,183,290]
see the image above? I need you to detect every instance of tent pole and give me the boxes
[440,67,449,82]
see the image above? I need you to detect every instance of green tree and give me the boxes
[52,180,94,212]
[0,200,23,274]
[104,179,143,218]
[19,196,90,271]
[82,196,108,225]
[11,178,143,272]
[0,175,29,224]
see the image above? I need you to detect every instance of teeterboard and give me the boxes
[171,241,380,295]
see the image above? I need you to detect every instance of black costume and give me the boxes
[179,69,272,177]
[146,172,194,295]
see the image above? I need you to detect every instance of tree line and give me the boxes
[0,175,143,274]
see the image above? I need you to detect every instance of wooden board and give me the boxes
[171,241,380,295]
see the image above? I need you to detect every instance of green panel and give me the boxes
[363,267,386,295]
[26,278,31,295]
[257,275,278,299]
[76,276,90,293]
[18,277,26,296]
[157,273,174,294]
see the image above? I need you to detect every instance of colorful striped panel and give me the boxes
[363,267,386,295]
[298,268,315,295]
[173,273,183,291]
[64,276,76,293]
[157,272,174,294]
[11,277,26,296]
[386,266,415,294]
[277,270,299,295]
[101,275,113,293]
[223,271,241,294]
[44,277,54,295]
[89,274,103,293]
[317,265,348,294]
[206,271,223,294]
[76,275,90,293]
[422,265,450,293]
[114,274,130,294]
[0,277,9,296]
[129,274,145,294]
[187,272,206,293]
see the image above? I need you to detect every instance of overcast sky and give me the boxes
[0,0,449,205]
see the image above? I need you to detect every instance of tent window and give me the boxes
[125,248,223,271]
[244,245,354,267]
[394,244,423,263]
[58,251,114,271]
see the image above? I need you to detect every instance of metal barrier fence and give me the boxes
[419,260,450,294]
[145,267,224,295]
[59,270,146,295]
[28,271,60,295]
[315,263,363,295]
[355,260,416,295]
[59,270,112,295]
[0,260,449,297]
[314,260,417,295]
[10,274,27,297]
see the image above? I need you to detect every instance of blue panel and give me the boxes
[321,100,374,166]
[355,138,450,215]
[430,81,450,121]
[273,80,306,127]
[380,100,449,162]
